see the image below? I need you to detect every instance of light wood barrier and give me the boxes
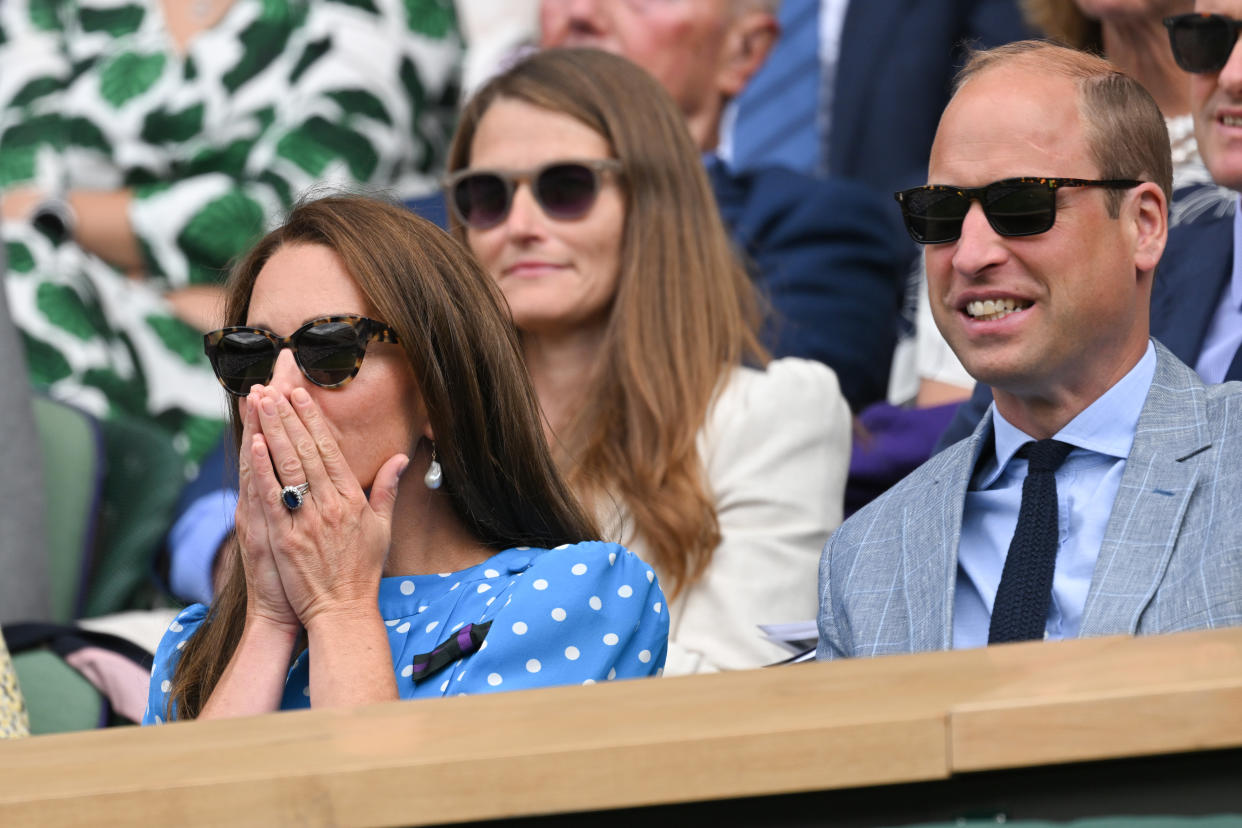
[2,627,1242,826]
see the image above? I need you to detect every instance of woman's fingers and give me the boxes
[368,453,410,526]
[249,432,291,519]
[289,387,357,494]
[268,388,333,496]
[254,388,309,493]
[236,388,260,486]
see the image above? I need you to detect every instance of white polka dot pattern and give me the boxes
[141,542,669,724]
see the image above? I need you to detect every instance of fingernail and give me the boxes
[397,458,410,478]
[292,387,310,406]
[261,397,276,415]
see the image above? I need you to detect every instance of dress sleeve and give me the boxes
[666,359,851,674]
[445,542,669,695]
[143,603,209,724]
[128,0,461,286]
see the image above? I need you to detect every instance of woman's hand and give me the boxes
[234,390,299,632]
[247,385,409,632]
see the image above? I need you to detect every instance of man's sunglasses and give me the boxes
[204,315,399,397]
[1164,13,1242,74]
[445,159,623,230]
[893,177,1143,244]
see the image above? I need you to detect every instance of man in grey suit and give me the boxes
[818,40,1242,660]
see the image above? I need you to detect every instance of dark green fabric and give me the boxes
[12,650,102,734]
[84,416,185,617]
[32,396,102,623]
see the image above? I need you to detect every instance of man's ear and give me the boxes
[1130,182,1167,277]
[717,10,779,99]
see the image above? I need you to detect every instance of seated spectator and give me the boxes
[446,49,851,674]
[730,0,1033,193]
[145,196,668,722]
[0,630,29,738]
[936,0,1239,449]
[820,42,1242,659]
[410,0,909,412]
[0,0,461,463]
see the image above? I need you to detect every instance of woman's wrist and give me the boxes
[242,607,302,642]
[302,601,382,638]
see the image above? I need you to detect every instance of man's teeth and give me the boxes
[965,298,1031,321]
[1222,115,1242,127]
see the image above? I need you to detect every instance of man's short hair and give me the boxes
[953,40,1172,216]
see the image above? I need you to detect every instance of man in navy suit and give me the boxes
[827,0,1035,197]
[730,0,1033,190]
[425,0,910,411]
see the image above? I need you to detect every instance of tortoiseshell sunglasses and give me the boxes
[204,315,399,396]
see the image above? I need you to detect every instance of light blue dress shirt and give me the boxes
[953,342,1158,649]
[1194,193,1242,383]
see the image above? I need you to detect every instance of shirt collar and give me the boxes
[1231,193,1242,310]
[978,340,1158,488]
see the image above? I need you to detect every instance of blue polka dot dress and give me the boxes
[144,541,669,722]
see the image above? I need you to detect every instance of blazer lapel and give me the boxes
[903,415,991,651]
[1080,345,1208,636]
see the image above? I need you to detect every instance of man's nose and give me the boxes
[542,0,606,46]
[950,201,1009,277]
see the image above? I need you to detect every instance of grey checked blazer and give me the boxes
[818,341,1242,659]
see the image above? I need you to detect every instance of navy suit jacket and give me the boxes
[937,209,1239,448]
[828,0,1034,198]
[409,165,908,411]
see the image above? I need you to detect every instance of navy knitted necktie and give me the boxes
[988,438,1075,644]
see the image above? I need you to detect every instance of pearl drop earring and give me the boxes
[424,442,443,490]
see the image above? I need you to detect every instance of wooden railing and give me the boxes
[2,627,1241,826]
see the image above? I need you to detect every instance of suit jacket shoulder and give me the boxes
[1082,345,1242,636]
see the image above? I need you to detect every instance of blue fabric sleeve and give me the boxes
[167,489,238,605]
[143,604,209,725]
[441,542,669,696]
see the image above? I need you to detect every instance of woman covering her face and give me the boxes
[445,49,852,675]
[145,197,668,722]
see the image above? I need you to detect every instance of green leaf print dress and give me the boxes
[0,0,460,462]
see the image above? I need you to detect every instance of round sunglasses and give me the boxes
[444,159,623,230]
[1165,13,1242,74]
[893,177,1143,244]
[203,315,399,397]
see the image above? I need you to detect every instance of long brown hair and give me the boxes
[447,49,767,596]
[169,195,599,718]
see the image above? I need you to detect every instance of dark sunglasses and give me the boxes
[893,177,1143,244]
[1164,13,1242,74]
[203,315,399,397]
[445,159,623,230]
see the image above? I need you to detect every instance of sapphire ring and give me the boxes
[281,482,311,511]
